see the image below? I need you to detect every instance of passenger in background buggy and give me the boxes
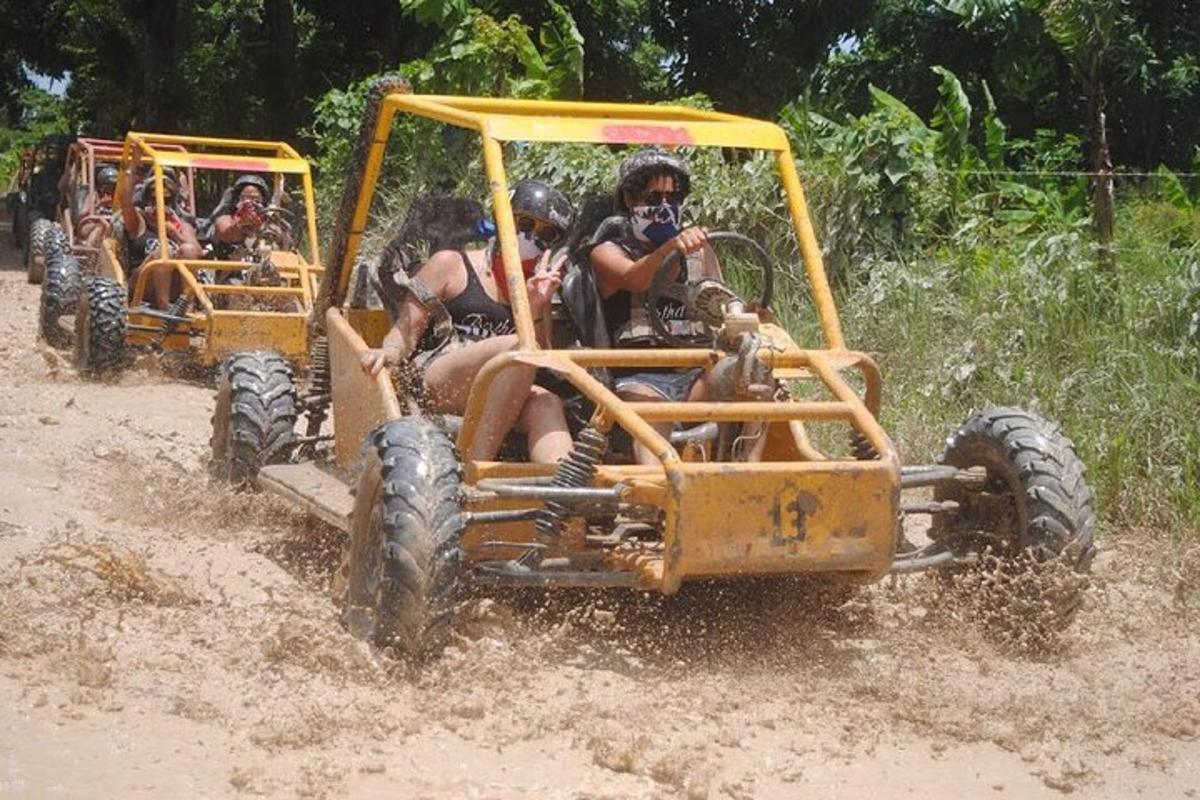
[78,163,119,251]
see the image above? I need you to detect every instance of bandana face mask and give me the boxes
[630,202,682,247]
[489,232,549,302]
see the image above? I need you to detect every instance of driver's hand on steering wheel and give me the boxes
[663,226,709,258]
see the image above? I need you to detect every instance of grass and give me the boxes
[321,141,1200,538]
[820,198,1200,536]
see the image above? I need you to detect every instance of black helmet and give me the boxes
[136,173,180,207]
[95,164,119,189]
[232,174,270,199]
[509,179,573,236]
[614,149,691,214]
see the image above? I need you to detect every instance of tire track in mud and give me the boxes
[0,253,1198,798]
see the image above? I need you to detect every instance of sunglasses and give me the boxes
[638,190,686,206]
[515,215,564,246]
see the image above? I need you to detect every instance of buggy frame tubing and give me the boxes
[129,257,319,316]
[120,133,321,272]
[457,347,891,469]
[334,94,845,353]
[60,139,123,248]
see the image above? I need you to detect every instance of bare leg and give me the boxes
[422,335,536,461]
[616,383,674,466]
[149,266,175,309]
[618,371,715,465]
[515,386,572,464]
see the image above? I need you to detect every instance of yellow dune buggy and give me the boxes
[63,133,323,379]
[211,78,1097,660]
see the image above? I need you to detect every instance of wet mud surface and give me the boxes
[0,237,1198,798]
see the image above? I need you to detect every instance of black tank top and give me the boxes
[591,217,686,344]
[442,250,516,341]
[126,229,150,269]
[126,215,182,269]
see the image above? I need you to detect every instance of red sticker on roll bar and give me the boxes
[188,157,273,171]
[600,125,695,145]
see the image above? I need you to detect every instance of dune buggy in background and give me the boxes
[27,137,124,286]
[11,133,74,272]
[36,135,198,350]
[64,132,323,379]
[212,79,1097,660]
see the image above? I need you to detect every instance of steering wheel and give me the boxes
[644,230,774,347]
[262,204,295,224]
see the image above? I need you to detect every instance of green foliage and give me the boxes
[838,196,1200,531]
[308,4,586,248]
[403,4,583,99]
[980,80,1006,168]
[399,0,471,28]
[817,0,1199,171]
[931,66,973,165]
[643,0,873,116]
[0,86,68,188]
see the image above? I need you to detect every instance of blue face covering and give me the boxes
[630,202,682,247]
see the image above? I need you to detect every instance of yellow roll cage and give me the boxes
[335,94,845,353]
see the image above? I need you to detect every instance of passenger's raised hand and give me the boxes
[526,248,566,315]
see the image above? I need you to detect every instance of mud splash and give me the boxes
[0,264,1198,798]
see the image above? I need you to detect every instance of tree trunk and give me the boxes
[261,0,298,140]
[139,0,181,129]
[1090,89,1116,272]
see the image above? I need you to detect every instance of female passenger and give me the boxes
[361,180,575,464]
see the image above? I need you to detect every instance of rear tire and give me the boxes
[39,249,82,348]
[25,215,49,283]
[933,407,1097,633]
[74,276,127,378]
[12,201,28,248]
[210,351,298,488]
[340,418,464,661]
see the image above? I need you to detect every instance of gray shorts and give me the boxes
[613,368,702,402]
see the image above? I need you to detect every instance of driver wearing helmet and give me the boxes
[213,174,271,244]
[588,149,721,463]
[361,179,575,464]
[78,163,120,250]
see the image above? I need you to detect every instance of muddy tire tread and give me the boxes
[210,351,298,487]
[346,417,464,660]
[39,249,82,347]
[942,406,1097,569]
[25,216,51,283]
[77,276,127,377]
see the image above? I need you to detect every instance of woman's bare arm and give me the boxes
[360,251,461,376]
[591,227,709,297]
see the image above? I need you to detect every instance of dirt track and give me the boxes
[0,233,1198,799]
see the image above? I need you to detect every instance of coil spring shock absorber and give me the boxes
[849,431,879,460]
[534,426,609,545]
[152,292,192,349]
[303,335,331,440]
